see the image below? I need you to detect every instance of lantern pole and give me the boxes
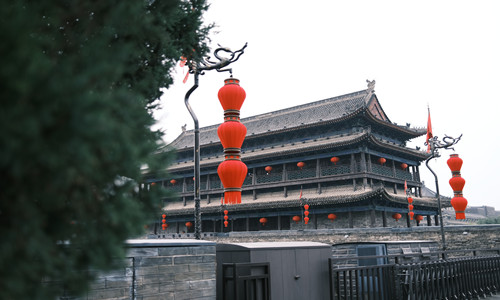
[425,134,462,255]
[184,43,247,239]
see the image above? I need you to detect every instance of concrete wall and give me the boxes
[71,239,216,300]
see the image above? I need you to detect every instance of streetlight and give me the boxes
[425,134,462,253]
[184,43,247,239]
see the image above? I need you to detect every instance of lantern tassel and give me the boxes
[224,191,242,204]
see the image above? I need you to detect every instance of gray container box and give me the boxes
[216,241,331,300]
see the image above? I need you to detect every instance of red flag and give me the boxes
[299,186,303,199]
[426,107,433,153]
[404,180,407,194]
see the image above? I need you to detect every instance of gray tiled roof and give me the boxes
[169,89,370,149]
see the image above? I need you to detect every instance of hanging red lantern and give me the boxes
[185,221,193,229]
[400,163,408,170]
[304,211,310,217]
[449,175,466,193]
[217,121,247,149]
[330,157,340,165]
[151,182,156,186]
[304,217,310,224]
[407,197,413,204]
[259,217,268,226]
[265,166,272,173]
[224,220,229,227]
[392,213,402,221]
[408,204,414,210]
[378,157,386,165]
[409,211,414,220]
[162,223,168,230]
[416,215,424,222]
[162,219,167,224]
[451,194,468,219]
[218,78,246,111]
[297,161,305,169]
[170,179,177,185]
[292,216,301,224]
[447,154,463,174]
[304,204,310,210]
[224,210,228,215]
[162,214,166,219]
[218,160,248,204]
[328,213,337,222]
[224,215,229,221]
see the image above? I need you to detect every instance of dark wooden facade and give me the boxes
[149,86,444,234]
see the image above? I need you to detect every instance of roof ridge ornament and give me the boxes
[366,79,376,93]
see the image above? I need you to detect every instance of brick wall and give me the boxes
[205,225,500,251]
[70,239,216,300]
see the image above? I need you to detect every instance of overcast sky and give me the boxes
[154,0,500,210]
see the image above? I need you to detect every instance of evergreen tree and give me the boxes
[0,0,211,298]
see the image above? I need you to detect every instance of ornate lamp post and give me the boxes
[425,134,462,252]
[184,43,247,239]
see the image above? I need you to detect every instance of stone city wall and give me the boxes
[65,239,216,300]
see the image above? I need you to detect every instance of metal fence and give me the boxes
[222,263,270,300]
[329,249,500,300]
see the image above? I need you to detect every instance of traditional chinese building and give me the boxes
[150,82,446,235]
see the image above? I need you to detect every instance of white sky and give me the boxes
[155,0,500,210]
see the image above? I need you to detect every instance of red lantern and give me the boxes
[259,217,268,226]
[218,78,246,111]
[447,154,463,174]
[292,216,301,224]
[407,197,413,204]
[449,175,466,193]
[392,213,402,221]
[416,215,424,222]
[224,215,229,221]
[185,221,193,229]
[409,211,414,220]
[170,179,177,185]
[218,160,248,204]
[304,217,310,224]
[297,161,305,169]
[162,223,168,230]
[224,220,229,227]
[265,166,272,173]
[330,157,340,165]
[451,195,468,219]
[378,157,386,165]
[217,121,247,149]
[304,211,310,217]
[151,182,156,186]
[224,210,228,215]
[304,204,309,210]
[162,219,167,224]
[162,214,166,219]
[400,163,408,170]
[408,204,414,210]
[328,213,337,222]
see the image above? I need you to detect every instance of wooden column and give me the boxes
[277,215,281,230]
[427,215,432,226]
[370,209,376,227]
[360,152,368,188]
[348,211,353,228]
[206,175,211,204]
[406,213,411,228]
[434,214,439,226]
[316,158,321,178]
[382,211,387,227]
[282,163,287,182]
[213,220,216,232]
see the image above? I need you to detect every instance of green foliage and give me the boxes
[0,0,210,298]
[477,217,500,224]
